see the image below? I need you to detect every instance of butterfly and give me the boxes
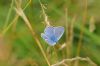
[41,26,64,46]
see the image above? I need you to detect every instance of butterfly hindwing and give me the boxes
[41,33,48,40]
[41,33,56,46]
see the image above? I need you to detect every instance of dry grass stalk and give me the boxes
[2,0,31,35]
[89,16,95,32]
[51,57,97,66]
[39,0,50,26]
[74,0,87,66]
[66,15,76,58]
[14,1,51,66]
[2,15,19,35]
[3,0,14,29]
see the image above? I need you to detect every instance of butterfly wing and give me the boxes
[44,26,54,37]
[54,26,64,41]
[41,26,64,46]
[41,33,56,46]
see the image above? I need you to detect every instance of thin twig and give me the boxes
[23,0,31,10]
[2,15,19,35]
[51,57,97,66]
[3,0,14,29]
[2,0,31,35]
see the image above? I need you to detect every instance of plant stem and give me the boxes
[74,0,87,66]
[15,7,51,66]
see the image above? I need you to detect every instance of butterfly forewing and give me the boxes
[44,26,54,37]
[54,26,64,41]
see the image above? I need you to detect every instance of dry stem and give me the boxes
[51,57,97,66]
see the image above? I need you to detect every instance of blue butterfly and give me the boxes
[41,26,64,46]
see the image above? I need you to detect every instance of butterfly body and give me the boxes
[41,26,64,46]
[50,35,57,42]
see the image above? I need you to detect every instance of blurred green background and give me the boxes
[0,0,100,66]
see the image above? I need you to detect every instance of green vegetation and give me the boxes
[0,0,100,66]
